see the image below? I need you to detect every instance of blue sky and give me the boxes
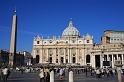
[0,0,124,52]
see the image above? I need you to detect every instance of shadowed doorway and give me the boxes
[36,55,39,63]
[95,55,100,68]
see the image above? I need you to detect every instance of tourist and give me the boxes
[39,66,44,82]
[2,66,9,82]
[0,67,3,80]
[112,68,116,76]
[96,68,101,78]
[122,65,124,76]
[56,68,60,77]
[44,67,50,82]
[91,68,95,76]
[106,68,110,78]
[59,67,64,80]
[85,67,88,77]
[20,67,24,74]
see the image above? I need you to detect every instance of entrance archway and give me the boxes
[36,55,39,63]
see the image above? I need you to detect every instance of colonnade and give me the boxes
[91,53,124,68]
[33,48,84,64]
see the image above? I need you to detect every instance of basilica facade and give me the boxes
[32,21,94,66]
[32,21,124,68]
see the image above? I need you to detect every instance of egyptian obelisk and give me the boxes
[9,9,17,66]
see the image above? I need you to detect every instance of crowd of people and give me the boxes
[39,66,67,82]
[1,65,124,82]
[39,66,50,82]
[37,65,124,82]
[73,67,119,78]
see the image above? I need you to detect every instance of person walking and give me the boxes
[59,67,64,80]
[0,67,3,81]
[39,66,44,82]
[44,67,50,82]
[2,66,8,82]
[96,68,100,78]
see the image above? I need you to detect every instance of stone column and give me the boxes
[70,48,72,63]
[52,48,55,63]
[39,49,42,63]
[91,55,95,68]
[112,54,114,68]
[46,49,49,63]
[50,70,54,82]
[68,49,70,63]
[76,48,78,63]
[122,54,124,65]
[84,48,86,65]
[100,54,103,68]
[117,54,119,60]
[64,48,66,63]
[58,48,60,64]
[32,50,35,64]
[69,70,74,82]
[81,49,84,65]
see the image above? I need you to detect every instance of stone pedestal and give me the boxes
[117,67,122,82]
[50,70,54,82]
[69,71,73,82]
[114,60,122,82]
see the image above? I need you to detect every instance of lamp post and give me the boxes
[114,60,123,82]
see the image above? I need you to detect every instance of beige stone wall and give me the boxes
[32,38,93,65]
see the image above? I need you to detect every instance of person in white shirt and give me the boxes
[59,67,64,80]
[96,68,100,78]
[2,66,8,82]
[44,67,50,82]
[39,66,44,82]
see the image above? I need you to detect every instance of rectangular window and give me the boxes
[37,41,40,44]
[56,59,58,63]
[87,40,89,43]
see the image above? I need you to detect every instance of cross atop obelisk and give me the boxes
[9,9,17,66]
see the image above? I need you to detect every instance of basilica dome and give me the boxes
[62,21,80,37]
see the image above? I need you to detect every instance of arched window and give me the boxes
[36,55,39,63]
[86,55,90,63]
